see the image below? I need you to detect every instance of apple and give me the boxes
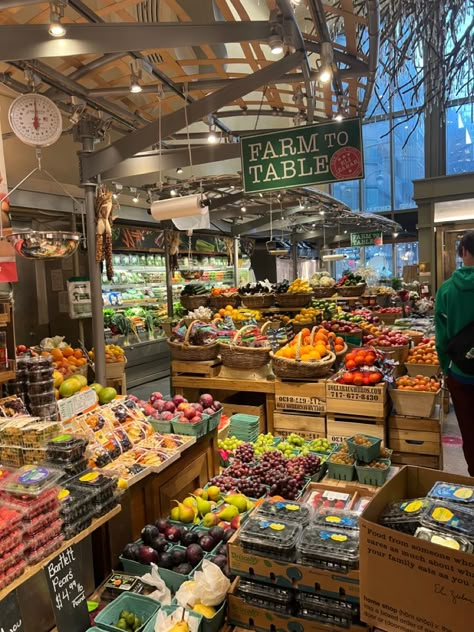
[160,411,174,421]
[163,401,176,413]
[190,416,202,424]
[199,393,214,409]
[203,408,215,416]
[192,403,203,413]
[173,395,187,406]
[144,404,155,416]
[184,407,197,420]
[152,399,166,412]
[177,402,189,412]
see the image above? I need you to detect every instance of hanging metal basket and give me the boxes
[8,230,81,260]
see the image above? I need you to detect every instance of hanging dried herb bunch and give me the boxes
[94,185,116,281]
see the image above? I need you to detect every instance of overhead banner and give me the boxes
[241,118,364,193]
[351,231,383,247]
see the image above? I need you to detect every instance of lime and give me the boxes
[98,386,117,405]
[90,383,103,394]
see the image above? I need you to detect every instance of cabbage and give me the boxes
[41,335,67,350]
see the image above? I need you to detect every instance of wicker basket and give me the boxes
[209,294,240,310]
[405,330,424,346]
[373,310,401,325]
[373,343,409,364]
[291,320,317,334]
[270,329,336,379]
[336,284,367,297]
[167,320,219,361]
[311,287,337,299]
[239,293,274,309]
[275,292,312,308]
[219,323,271,369]
[180,294,210,311]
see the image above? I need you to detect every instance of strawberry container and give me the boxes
[0,558,26,590]
[26,534,64,565]
[0,541,24,574]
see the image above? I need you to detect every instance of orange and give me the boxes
[300,328,310,337]
[73,349,83,359]
[51,348,63,361]
[63,347,74,358]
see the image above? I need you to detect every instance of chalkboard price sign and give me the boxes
[0,591,23,632]
[44,546,90,632]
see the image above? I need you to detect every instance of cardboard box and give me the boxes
[326,381,388,417]
[275,379,326,413]
[360,466,474,632]
[273,411,326,440]
[227,578,366,632]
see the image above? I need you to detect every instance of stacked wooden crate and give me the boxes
[273,378,326,439]
[389,405,443,469]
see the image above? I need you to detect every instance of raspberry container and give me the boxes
[27,380,54,395]
[0,464,64,496]
[28,391,56,407]
[379,498,431,535]
[24,518,62,550]
[46,434,88,463]
[0,503,23,538]
[0,559,26,589]
[414,526,473,552]
[419,500,474,539]
[0,541,25,574]
[26,534,63,565]
[239,517,302,561]
[68,470,117,504]
[22,505,61,537]
[0,526,24,556]
[298,525,360,573]
[255,499,311,527]
[312,508,360,531]
[5,486,59,519]
[427,481,474,505]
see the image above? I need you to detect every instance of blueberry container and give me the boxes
[298,592,359,618]
[27,380,54,395]
[68,470,117,504]
[46,434,89,463]
[58,487,94,523]
[239,517,302,561]
[62,510,93,540]
[379,498,431,535]
[312,508,360,531]
[414,526,473,553]
[238,578,294,613]
[419,500,474,539]
[28,391,56,406]
[297,525,359,573]
[255,499,311,527]
[427,481,474,505]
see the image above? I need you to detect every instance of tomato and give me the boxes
[342,372,354,384]
[363,375,370,385]
[369,372,382,384]
[365,353,376,366]
[345,359,356,370]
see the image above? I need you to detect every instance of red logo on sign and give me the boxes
[330,147,363,180]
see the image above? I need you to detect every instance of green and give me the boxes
[435,266,474,378]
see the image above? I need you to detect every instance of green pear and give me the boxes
[194,495,213,517]
[206,485,221,501]
[193,488,209,500]
[225,494,248,514]
[217,504,239,522]
[202,512,219,527]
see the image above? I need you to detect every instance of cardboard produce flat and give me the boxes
[360,466,474,632]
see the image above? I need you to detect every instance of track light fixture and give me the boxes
[130,188,139,203]
[176,167,183,174]
[241,205,246,213]
[319,41,334,83]
[49,1,66,37]
[269,31,284,55]
[170,188,177,197]
[207,123,218,144]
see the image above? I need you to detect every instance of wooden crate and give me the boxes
[391,451,443,470]
[390,388,440,418]
[389,406,442,433]
[405,363,441,378]
[326,413,386,445]
[221,395,266,433]
[389,430,441,456]
[106,374,127,395]
[171,358,222,378]
[275,378,326,414]
[273,411,326,440]
[326,381,388,417]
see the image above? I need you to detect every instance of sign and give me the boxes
[45,545,90,632]
[0,591,23,632]
[67,278,92,319]
[350,231,383,247]
[241,118,364,193]
[57,388,97,422]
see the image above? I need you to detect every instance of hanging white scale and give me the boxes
[8,93,63,147]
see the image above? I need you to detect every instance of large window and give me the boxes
[362,120,391,213]
[395,242,419,277]
[446,104,474,175]
[365,244,393,280]
[393,116,425,209]
[332,180,360,211]
[334,247,361,278]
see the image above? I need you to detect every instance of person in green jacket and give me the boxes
[435,231,474,475]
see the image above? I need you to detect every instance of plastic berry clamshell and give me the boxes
[26,534,64,565]
[379,498,430,535]
[420,500,474,539]
[0,527,24,557]
[62,510,93,540]
[46,433,89,463]
[255,499,312,527]
[5,486,59,520]
[0,559,26,590]
[414,526,473,553]
[297,525,360,573]
[22,505,61,538]
[0,541,25,575]
[58,487,94,523]
[27,380,55,396]
[0,504,24,539]
[92,493,119,519]
[24,518,63,551]
[312,508,360,531]
[238,578,294,614]
[68,470,117,504]
[0,464,64,496]
[427,481,474,506]
[239,517,302,561]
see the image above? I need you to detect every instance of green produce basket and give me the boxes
[205,408,223,432]
[172,416,208,438]
[94,593,160,632]
[119,555,150,576]
[230,413,259,426]
[147,414,179,434]
[355,459,391,487]
[158,546,202,593]
[199,600,226,632]
[142,606,203,632]
[346,435,382,463]
[327,459,355,481]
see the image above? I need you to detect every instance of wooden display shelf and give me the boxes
[171,359,222,378]
[275,378,326,413]
[0,505,121,602]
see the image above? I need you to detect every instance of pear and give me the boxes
[172,500,196,524]
[169,622,189,632]
[216,504,239,522]
[193,487,209,501]
[182,496,197,510]
[206,485,221,501]
[202,512,219,527]
[225,494,248,514]
[193,602,216,619]
[194,495,213,517]
[170,506,180,521]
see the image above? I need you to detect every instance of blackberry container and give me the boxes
[420,500,474,539]
[255,499,311,527]
[28,391,56,407]
[62,510,93,540]
[68,470,117,504]
[239,517,302,561]
[312,508,360,531]
[30,402,58,420]
[92,493,119,518]
[27,367,54,383]
[58,487,94,523]
[238,578,295,614]
[379,498,430,535]
[46,457,88,481]
[27,380,55,396]
[298,592,359,619]
[297,525,359,573]
[414,526,473,552]
[46,434,88,463]
[298,603,353,628]
[427,481,474,506]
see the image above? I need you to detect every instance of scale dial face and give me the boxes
[8,93,63,147]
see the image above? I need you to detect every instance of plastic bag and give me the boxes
[175,560,230,608]
[140,563,172,605]
[154,607,200,632]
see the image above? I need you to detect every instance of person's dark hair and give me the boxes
[457,231,474,258]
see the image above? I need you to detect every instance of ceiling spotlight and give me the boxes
[269,32,284,55]
[207,122,218,144]
[241,205,246,213]
[48,2,66,37]
[335,112,344,122]
[319,41,334,83]
[130,73,142,93]
[312,223,316,228]
[259,192,263,198]
[319,67,332,83]
[344,230,348,234]
[319,210,325,216]
[176,167,183,174]
[392,231,399,238]
[299,200,304,210]
[130,188,139,203]
[170,188,177,197]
